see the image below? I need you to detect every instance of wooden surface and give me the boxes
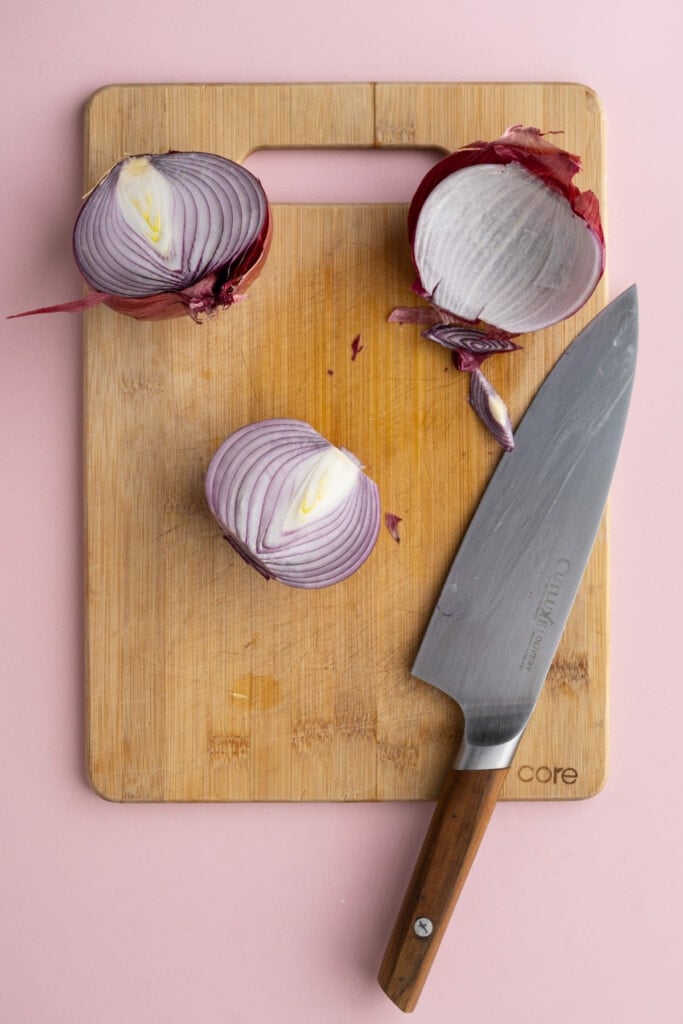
[378,766,509,1012]
[84,82,608,802]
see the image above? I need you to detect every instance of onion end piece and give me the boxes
[385,513,402,543]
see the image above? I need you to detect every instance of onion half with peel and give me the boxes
[392,126,605,448]
[205,419,381,589]
[408,126,604,334]
[13,151,271,322]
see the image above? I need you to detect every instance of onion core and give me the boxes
[206,419,381,589]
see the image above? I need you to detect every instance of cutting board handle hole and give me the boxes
[242,147,446,204]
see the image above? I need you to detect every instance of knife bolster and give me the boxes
[451,730,523,770]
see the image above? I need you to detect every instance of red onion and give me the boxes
[13,151,271,322]
[407,125,604,334]
[205,419,381,589]
[391,126,605,449]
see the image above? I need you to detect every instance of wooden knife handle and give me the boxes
[378,766,509,1012]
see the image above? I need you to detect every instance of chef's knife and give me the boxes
[378,286,638,1012]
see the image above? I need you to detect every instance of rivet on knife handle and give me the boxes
[378,766,508,1012]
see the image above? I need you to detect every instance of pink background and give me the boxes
[1,1,680,1021]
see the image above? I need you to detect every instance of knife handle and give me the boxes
[378,766,508,1012]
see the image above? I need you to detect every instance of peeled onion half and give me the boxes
[205,419,381,589]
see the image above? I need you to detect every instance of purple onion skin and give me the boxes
[385,513,402,543]
[9,233,270,322]
[351,334,364,361]
[92,208,272,322]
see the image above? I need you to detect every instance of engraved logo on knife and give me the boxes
[519,558,571,673]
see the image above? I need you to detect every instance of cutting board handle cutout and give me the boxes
[242,147,446,204]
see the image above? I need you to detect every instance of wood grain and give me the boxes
[84,83,608,801]
[378,767,509,1012]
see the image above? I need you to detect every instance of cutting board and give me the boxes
[85,82,608,802]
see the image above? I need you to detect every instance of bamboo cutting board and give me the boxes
[85,82,608,802]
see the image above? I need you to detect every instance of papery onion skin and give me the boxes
[97,218,272,322]
[11,151,271,323]
[407,125,605,335]
[205,419,381,590]
[385,513,402,543]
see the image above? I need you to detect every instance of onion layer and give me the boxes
[13,151,271,322]
[423,324,521,372]
[205,419,381,589]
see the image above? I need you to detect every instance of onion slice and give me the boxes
[12,151,271,322]
[423,324,521,372]
[468,370,515,452]
[205,419,381,589]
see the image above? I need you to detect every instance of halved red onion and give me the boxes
[206,419,381,589]
[13,151,271,322]
[407,126,604,335]
[391,126,605,449]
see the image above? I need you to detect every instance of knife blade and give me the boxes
[378,285,638,1012]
